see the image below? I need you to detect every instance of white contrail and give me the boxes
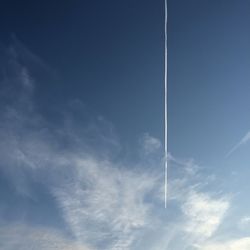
[164,0,168,208]
[226,131,250,157]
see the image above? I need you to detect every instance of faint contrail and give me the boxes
[226,131,250,158]
[164,0,168,208]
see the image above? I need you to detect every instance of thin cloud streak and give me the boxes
[226,131,250,157]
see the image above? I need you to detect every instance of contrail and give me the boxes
[226,131,250,157]
[164,0,168,208]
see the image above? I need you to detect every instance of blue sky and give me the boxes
[1,0,250,249]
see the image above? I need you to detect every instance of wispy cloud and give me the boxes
[150,155,232,249]
[141,133,161,154]
[53,156,159,250]
[0,40,245,250]
[182,191,229,239]
[0,42,163,249]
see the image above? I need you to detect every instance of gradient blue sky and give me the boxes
[1,0,250,249]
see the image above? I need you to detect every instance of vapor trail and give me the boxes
[164,0,168,208]
[226,131,250,157]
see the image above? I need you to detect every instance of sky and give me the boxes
[1,0,250,249]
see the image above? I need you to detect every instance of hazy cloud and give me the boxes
[0,224,92,250]
[141,133,161,154]
[200,237,250,250]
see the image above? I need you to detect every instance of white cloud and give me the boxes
[182,191,229,239]
[146,157,231,250]
[53,156,158,250]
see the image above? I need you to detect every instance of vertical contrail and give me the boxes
[164,0,168,208]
